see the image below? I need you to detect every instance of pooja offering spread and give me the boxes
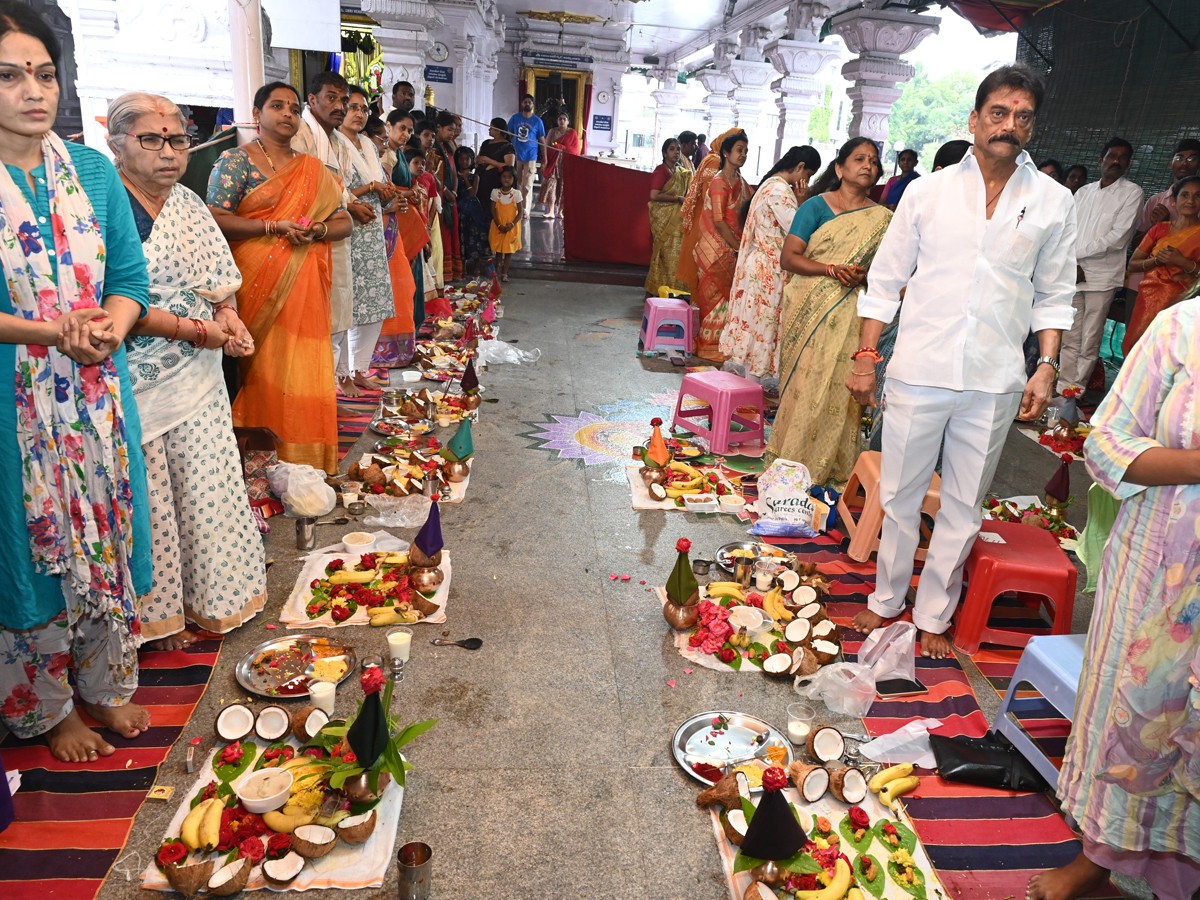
[672,711,793,790]
[369,416,433,438]
[634,418,742,509]
[234,637,357,698]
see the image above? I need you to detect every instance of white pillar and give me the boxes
[362,0,444,107]
[228,0,264,148]
[830,7,939,145]
[767,4,839,159]
[697,70,736,138]
[651,86,683,151]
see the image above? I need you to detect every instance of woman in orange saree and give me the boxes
[206,82,351,473]
[675,126,739,292]
[1122,175,1200,356]
[693,131,750,361]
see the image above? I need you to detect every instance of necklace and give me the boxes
[985,185,1004,210]
[120,173,168,219]
[256,138,293,175]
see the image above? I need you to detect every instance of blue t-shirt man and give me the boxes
[508,106,546,164]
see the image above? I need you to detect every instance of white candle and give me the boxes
[388,628,412,663]
[787,721,811,744]
[309,681,335,715]
[754,571,774,590]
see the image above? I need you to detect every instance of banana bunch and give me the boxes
[869,762,919,809]
[665,460,705,497]
[705,582,746,602]
[728,628,752,648]
[327,568,377,585]
[367,606,421,626]
[180,796,224,851]
[762,586,794,623]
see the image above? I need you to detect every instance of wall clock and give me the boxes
[428,41,450,63]
[597,90,611,104]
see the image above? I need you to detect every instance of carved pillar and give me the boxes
[361,0,443,107]
[767,13,839,157]
[830,6,939,145]
[651,79,684,150]
[697,70,736,137]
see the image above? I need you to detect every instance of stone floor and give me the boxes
[95,274,1142,899]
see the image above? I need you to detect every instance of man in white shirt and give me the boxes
[846,65,1076,659]
[1056,137,1142,395]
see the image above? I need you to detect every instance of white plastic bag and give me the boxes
[477,339,540,365]
[281,468,336,518]
[794,662,876,718]
[266,462,312,497]
[858,621,918,682]
[859,718,942,768]
[363,494,431,528]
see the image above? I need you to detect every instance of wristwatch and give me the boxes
[1036,356,1061,374]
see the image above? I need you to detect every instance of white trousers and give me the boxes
[332,321,385,379]
[868,379,1021,634]
[1057,287,1116,392]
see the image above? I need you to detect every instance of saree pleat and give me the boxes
[228,155,342,473]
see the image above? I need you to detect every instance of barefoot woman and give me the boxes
[0,1,151,761]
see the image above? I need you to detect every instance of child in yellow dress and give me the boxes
[489,166,522,281]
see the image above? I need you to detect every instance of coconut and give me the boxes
[828,766,869,804]
[336,809,378,845]
[261,852,306,888]
[720,807,748,845]
[215,703,254,742]
[207,857,250,897]
[410,593,441,617]
[762,652,793,678]
[648,482,667,501]
[254,705,290,742]
[407,544,442,568]
[163,859,216,899]
[789,646,821,677]
[790,584,817,606]
[290,706,329,743]
[796,601,828,624]
[696,771,739,809]
[786,761,830,802]
[810,619,838,642]
[811,639,840,665]
[777,569,801,593]
[783,618,811,645]
[291,824,337,858]
[744,883,778,900]
[806,725,846,763]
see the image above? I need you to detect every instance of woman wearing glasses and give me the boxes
[107,92,266,650]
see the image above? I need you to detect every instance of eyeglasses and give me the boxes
[1173,154,1200,164]
[131,133,194,151]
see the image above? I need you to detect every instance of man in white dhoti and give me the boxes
[846,65,1077,658]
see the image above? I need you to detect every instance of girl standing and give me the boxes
[490,166,522,282]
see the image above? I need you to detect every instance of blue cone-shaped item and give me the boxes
[413,497,444,557]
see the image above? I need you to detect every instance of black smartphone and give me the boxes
[875,677,928,699]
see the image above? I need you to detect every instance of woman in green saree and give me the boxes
[645,138,692,294]
[768,137,891,484]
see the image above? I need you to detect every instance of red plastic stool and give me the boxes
[639,296,698,354]
[953,520,1077,655]
[837,451,942,562]
[671,370,765,456]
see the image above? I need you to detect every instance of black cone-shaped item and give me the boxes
[346,692,387,769]
[739,785,806,860]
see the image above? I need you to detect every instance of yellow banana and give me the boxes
[179,797,211,850]
[868,762,914,794]
[367,608,420,626]
[262,809,317,834]
[199,795,224,851]
[794,857,851,899]
[705,583,746,601]
[328,569,377,584]
[665,486,703,498]
[879,775,920,809]
[668,461,702,478]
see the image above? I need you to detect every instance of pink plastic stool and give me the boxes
[954,520,1077,655]
[639,296,698,354]
[837,451,942,562]
[671,370,765,456]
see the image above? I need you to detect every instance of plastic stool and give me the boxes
[954,520,1077,655]
[671,370,765,456]
[991,633,1086,791]
[836,451,942,562]
[639,296,698,354]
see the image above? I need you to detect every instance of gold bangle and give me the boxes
[850,367,875,377]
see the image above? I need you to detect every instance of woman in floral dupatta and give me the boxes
[693,131,750,361]
[206,82,351,474]
[645,138,691,294]
[0,5,153,763]
[768,138,889,484]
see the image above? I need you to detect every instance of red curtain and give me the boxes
[580,82,593,155]
[562,154,651,266]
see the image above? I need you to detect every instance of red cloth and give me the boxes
[562,154,651,267]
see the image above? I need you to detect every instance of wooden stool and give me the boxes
[954,520,1077,655]
[671,370,765,456]
[836,451,942,562]
[639,296,698,354]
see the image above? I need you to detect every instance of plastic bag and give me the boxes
[266,462,313,497]
[281,468,336,518]
[858,621,917,682]
[794,662,876,718]
[751,458,820,538]
[477,339,540,366]
[860,718,942,768]
[362,493,432,528]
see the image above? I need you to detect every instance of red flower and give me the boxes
[717,646,736,664]
[786,874,820,892]
[238,836,266,863]
[303,747,326,758]
[1060,454,1074,464]
[265,832,292,859]
[331,604,352,622]
[687,632,705,648]
[774,640,791,655]
[343,752,357,764]
[650,417,663,427]
[219,742,244,766]
[883,822,897,836]
[156,840,187,868]
[371,483,385,494]
[359,553,378,569]
[848,806,870,830]
[199,780,220,802]
[361,665,386,695]
[324,559,345,575]
[1,683,38,719]
[217,823,237,851]
[676,537,692,553]
[761,766,788,792]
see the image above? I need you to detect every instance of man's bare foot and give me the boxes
[82,700,151,739]
[338,376,361,398]
[143,629,198,652]
[45,708,115,763]
[354,374,386,391]
[920,630,954,659]
[852,609,891,635]
[336,404,361,418]
[1027,853,1108,900]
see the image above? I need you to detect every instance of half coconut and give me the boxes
[786,761,830,802]
[207,857,251,897]
[720,807,749,846]
[828,766,869,804]
[291,824,338,859]
[164,859,216,899]
[790,584,817,606]
[811,639,840,666]
[796,601,828,624]
[337,809,378,845]
[215,703,254,743]
[262,852,306,888]
[789,646,821,677]
[777,569,801,594]
[291,706,329,743]
[783,618,811,645]
[810,618,838,643]
[806,725,846,764]
[648,482,667,501]
[762,652,793,678]
[254,705,290,742]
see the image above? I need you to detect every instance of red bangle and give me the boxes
[190,318,207,349]
[852,347,883,363]
[826,264,836,278]
[171,315,182,342]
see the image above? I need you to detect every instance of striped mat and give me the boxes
[747,517,1117,899]
[336,378,384,461]
[0,635,223,900]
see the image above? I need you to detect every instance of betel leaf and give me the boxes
[327,766,366,790]
[212,741,257,783]
[741,796,756,823]
[724,650,742,671]
[744,643,768,669]
[732,850,764,874]
[733,847,822,875]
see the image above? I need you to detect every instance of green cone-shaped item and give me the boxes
[666,548,698,605]
[442,418,475,462]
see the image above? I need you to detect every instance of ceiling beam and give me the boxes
[662,0,796,68]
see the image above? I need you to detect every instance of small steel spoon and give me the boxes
[431,637,483,650]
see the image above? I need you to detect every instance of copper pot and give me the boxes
[639,465,668,488]
[409,565,445,593]
[748,860,786,888]
[443,460,470,482]
[663,600,699,630]
[462,392,482,411]
[341,769,391,802]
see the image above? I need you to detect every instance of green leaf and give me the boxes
[392,718,437,748]
[780,852,822,874]
[741,796,756,823]
[328,766,365,790]
[732,850,765,874]
[724,650,742,671]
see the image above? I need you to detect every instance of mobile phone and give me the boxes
[875,677,928,699]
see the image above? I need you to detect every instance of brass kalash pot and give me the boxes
[408,544,445,593]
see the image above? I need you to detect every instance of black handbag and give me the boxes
[929,732,1050,792]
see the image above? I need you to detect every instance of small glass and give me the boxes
[309,680,335,715]
[787,702,815,745]
[387,627,413,664]
[360,654,382,673]
[753,559,776,591]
